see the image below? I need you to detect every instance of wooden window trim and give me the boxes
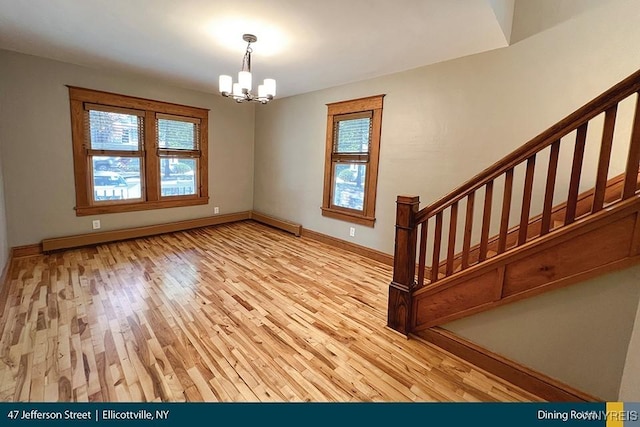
[75,197,208,216]
[321,94,384,227]
[69,86,209,216]
[69,87,208,119]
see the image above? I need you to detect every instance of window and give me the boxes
[69,87,208,216]
[322,95,384,227]
[157,115,199,198]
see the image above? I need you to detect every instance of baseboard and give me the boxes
[414,327,599,402]
[301,228,393,266]
[12,243,43,257]
[41,211,252,252]
[249,212,393,265]
[250,211,302,236]
[34,210,390,268]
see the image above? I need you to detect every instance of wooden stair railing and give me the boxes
[388,69,640,335]
[432,170,639,279]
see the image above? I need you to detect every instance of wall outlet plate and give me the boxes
[92,220,101,230]
[214,207,220,214]
[349,227,355,237]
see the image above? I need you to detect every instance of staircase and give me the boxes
[387,69,640,336]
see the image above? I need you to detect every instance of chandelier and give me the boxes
[218,34,276,104]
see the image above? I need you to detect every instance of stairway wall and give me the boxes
[440,0,640,401]
[445,265,640,400]
[619,290,640,400]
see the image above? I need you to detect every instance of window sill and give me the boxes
[76,197,209,216]
[321,207,375,227]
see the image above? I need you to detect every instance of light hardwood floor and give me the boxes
[0,221,542,402]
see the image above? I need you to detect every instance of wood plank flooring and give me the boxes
[0,221,542,402]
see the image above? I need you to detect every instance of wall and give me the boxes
[447,265,640,400]
[255,0,640,253]
[0,137,8,278]
[0,66,9,277]
[619,292,640,400]
[0,49,254,247]
[253,0,640,400]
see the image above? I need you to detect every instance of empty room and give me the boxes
[0,0,639,404]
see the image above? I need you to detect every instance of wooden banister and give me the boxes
[388,69,640,336]
[434,170,638,277]
[415,69,640,223]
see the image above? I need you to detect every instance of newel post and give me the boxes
[387,195,420,336]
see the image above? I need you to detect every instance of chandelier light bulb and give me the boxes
[264,78,276,97]
[232,83,242,97]
[219,75,232,94]
[238,71,252,91]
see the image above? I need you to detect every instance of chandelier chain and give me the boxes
[241,42,253,72]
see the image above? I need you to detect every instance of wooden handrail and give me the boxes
[415,69,640,223]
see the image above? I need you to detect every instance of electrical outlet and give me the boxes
[349,227,356,237]
[214,206,220,214]
[92,220,101,230]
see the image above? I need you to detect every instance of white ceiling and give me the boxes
[0,0,513,98]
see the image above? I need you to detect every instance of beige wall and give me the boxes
[0,140,8,277]
[619,293,640,400]
[253,0,640,400]
[447,265,640,400]
[255,0,640,253]
[0,49,255,247]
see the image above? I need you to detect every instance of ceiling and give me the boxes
[0,0,514,98]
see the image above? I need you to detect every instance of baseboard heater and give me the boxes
[41,211,252,252]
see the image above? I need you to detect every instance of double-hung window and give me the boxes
[322,95,384,227]
[69,87,208,216]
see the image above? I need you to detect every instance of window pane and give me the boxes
[335,118,370,153]
[92,155,142,172]
[89,110,140,151]
[158,119,196,150]
[92,157,141,201]
[333,163,366,211]
[160,158,197,197]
